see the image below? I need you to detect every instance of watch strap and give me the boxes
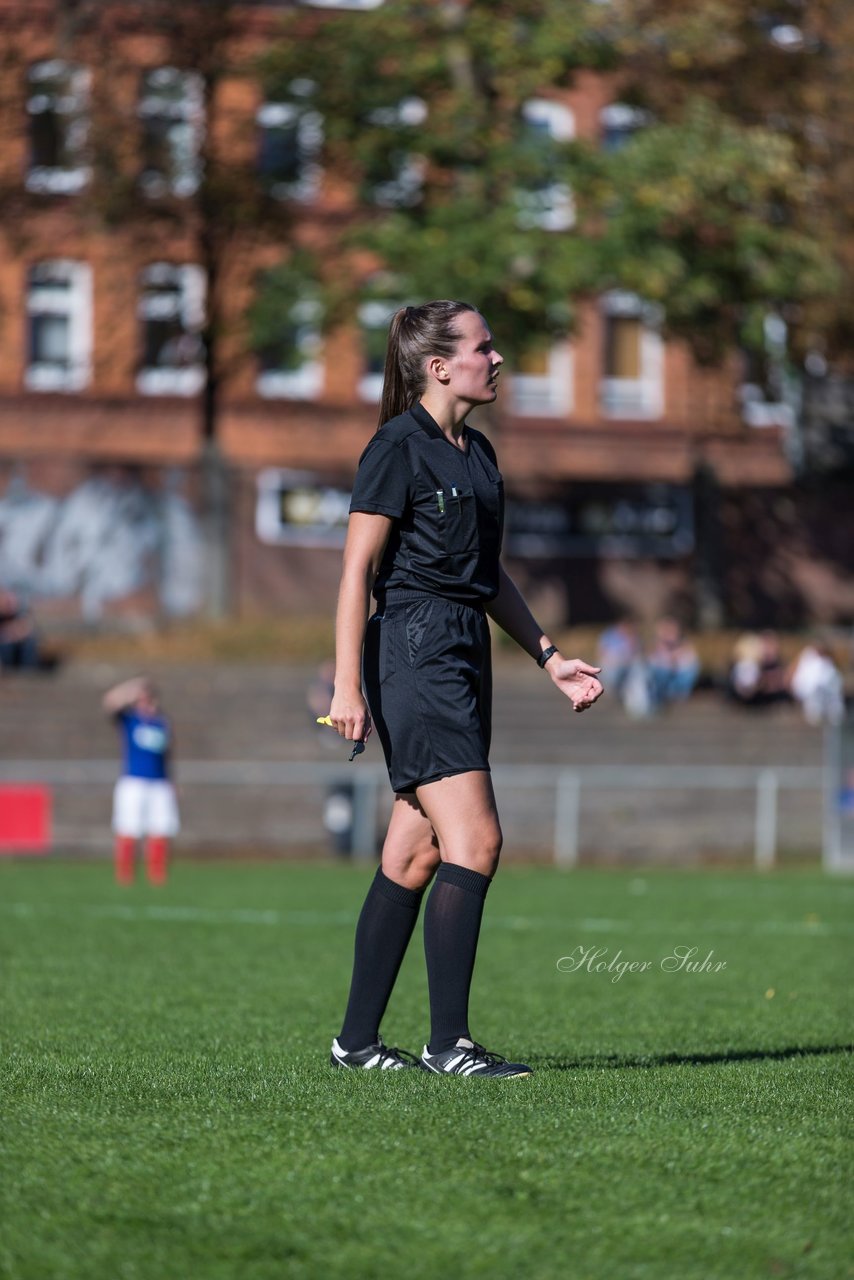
[536,644,559,669]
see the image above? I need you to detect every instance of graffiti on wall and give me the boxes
[0,469,204,619]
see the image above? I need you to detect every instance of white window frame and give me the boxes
[511,341,573,418]
[769,24,805,51]
[138,67,204,198]
[599,102,650,152]
[256,300,324,400]
[599,291,663,420]
[517,98,575,232]
[137,263,206,396]
[371,153,426,209]
[301,0,383,9]
[26,60,91,195]
[25,259,92,392]
[367,97,427,208]
[739,383,796,429]
[257,99,323,202]
[357,299,402,402]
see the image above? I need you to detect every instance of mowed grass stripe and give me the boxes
[1,862,851,1280]
[2,900,852,935]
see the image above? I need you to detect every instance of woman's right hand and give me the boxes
[328,688,372,744]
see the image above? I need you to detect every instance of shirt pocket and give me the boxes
[441,489,478,555]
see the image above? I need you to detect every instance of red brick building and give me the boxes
[1,0,850,629]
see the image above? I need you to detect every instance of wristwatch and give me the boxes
[536,645,559,669]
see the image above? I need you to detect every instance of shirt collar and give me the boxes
[409,402,468,449]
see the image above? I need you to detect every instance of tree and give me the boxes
[595,0,854,368]
[587,99,835,365]
[260,0,613,361]
[259,0,841,373]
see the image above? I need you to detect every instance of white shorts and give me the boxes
[112,777,180,838]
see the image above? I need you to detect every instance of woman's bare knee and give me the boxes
[382,839,440,889]
[381,793,440,889]
[415,772,503,874]
[462,822,502,876]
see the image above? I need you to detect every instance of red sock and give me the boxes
[146,837,169,885]
[115,836,136,885]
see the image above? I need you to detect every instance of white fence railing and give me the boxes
[1,759,829,869]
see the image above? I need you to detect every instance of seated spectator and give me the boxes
[646,616,699,710]
[729,632,763,703]
[729,629,789,707]
[788,640,845,726]
[0,589,40,671]
[596,617,642,701]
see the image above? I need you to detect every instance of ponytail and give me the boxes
[378,308,414,426]
[377,300,478,428]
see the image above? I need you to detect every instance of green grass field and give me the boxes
[1,860,851,1280]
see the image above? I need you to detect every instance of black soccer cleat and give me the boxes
[419,1037,533,1078]
[330,1037,420,1070]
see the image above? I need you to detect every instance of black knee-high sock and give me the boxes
[423,862,491,1054]
[338,867,425,1051]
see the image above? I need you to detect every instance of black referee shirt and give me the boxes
[349,403,504,604]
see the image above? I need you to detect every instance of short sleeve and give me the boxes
[349,438,411,519]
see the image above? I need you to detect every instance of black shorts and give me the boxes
[363,592,493,794]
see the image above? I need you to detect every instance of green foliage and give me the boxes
[1,862,852,1279]
[590,0,854,363]
[589,100,838,361]
[258,0,842,366]
[246,252,322,371]
[260,0,609,358]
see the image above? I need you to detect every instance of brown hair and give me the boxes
[378,300,479,427]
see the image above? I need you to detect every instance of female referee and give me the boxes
[328,301,603,1078]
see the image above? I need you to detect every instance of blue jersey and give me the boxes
[117,710,171,780]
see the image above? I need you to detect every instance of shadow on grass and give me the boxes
[537,1043,854,1070]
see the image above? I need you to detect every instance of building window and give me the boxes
[739,315,796,428]
[26,61,90,194]
[768,24,806,51]
[358,298,402,401]
[511,341,573,417]
[137,264,205,395]
[599,103,649,153]
[364,97,427,208]
[257,93,322,201]
[300,0,384,8]
[600,292,663,420]
[516,99,575,231]
[138,68,203,198]
[25,261,92,392]
[256,299,323,400]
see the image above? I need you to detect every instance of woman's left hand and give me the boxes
[548,657,604,712]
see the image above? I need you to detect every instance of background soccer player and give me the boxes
[103,676,179,885]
